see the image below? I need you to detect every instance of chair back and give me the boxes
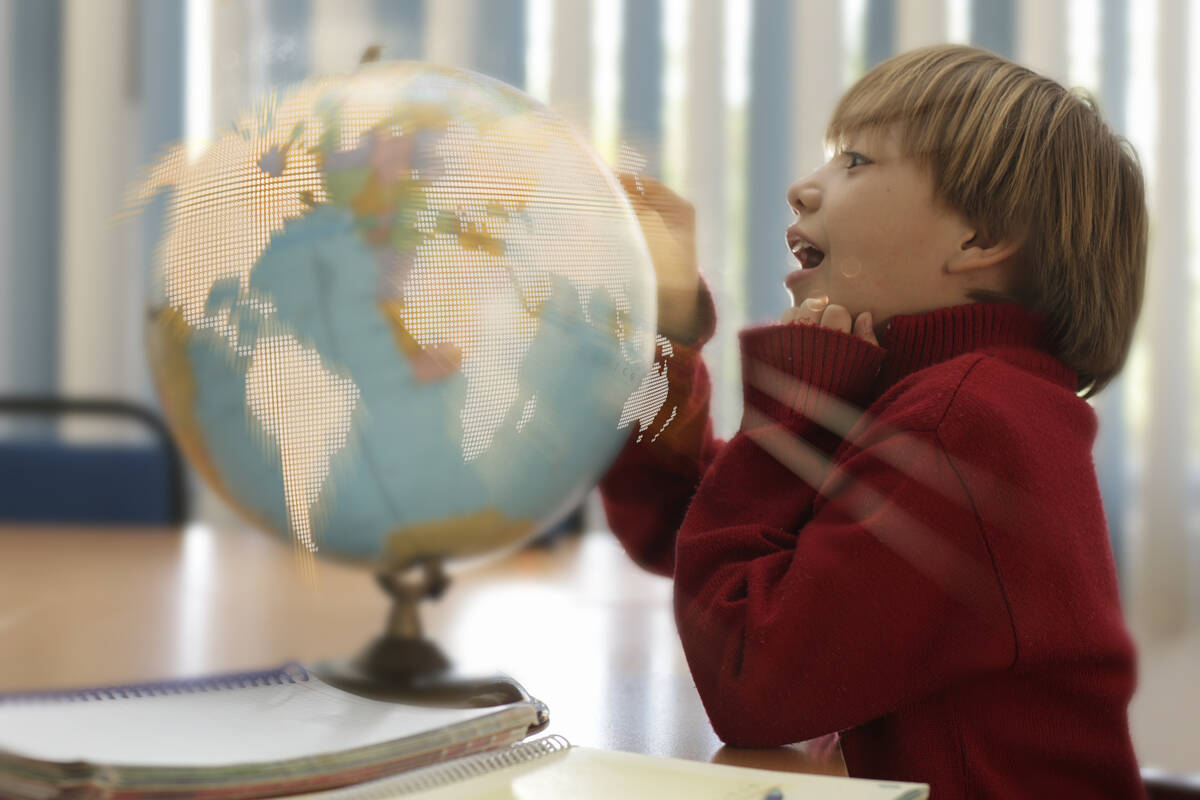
[0,396,188,526]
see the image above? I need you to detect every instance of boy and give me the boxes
[601,45,1147,798]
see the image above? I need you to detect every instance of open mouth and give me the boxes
[787,232,826,269]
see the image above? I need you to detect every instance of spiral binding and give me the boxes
[316,735,572,798]
[0,663,309,705]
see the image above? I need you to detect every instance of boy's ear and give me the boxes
[946,229,1023,274]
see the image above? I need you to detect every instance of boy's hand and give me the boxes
[781,296,879,346]
[615,171,703,343]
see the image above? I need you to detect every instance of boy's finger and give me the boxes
[631,174,679,202]
[780,306,807,324]
[781,296,826,326]
[819,303,852,334]
[615,171,644,199]
[616,177,657,220]
[854,311,878,345]
[800,297,827,325]
[637,178,694,221]
[614,172,692,219]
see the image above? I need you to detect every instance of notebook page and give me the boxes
[0,676,534,767]
[288,744,929,800]
[506,748,929,800]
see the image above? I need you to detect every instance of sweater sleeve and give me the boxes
[597,284,721,576]
[673,323,1017,747]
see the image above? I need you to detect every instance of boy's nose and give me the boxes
[787,179,821,215]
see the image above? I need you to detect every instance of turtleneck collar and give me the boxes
[874,301,1078,395]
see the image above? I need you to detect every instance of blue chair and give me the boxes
[0,396,188,526]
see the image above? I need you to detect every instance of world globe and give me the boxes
[137,61,664,572]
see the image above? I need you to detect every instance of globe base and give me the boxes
[310,559,549,732]
[313,647,548,733]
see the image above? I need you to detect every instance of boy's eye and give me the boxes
[843,151,871,169]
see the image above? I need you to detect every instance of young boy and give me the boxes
[601,45,1147,798]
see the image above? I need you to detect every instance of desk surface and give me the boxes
[0,524,845,777]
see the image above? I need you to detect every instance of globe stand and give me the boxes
[312,558,549,733]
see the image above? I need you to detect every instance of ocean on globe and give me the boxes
[134,61,668,570]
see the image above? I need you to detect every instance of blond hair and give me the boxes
[827,45,1146,399]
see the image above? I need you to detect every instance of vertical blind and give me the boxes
[0,0,1194,639]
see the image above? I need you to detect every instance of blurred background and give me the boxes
[0,0,1196,773]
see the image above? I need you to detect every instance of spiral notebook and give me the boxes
[0,664,544,800]
[280,735,930,800]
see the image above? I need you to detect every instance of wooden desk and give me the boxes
[0,524,845,776]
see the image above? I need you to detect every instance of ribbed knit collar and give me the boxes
[874,301,1079,395]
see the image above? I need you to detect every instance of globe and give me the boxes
[138,61,662,572]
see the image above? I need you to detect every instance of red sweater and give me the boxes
[599,297,1145,798]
